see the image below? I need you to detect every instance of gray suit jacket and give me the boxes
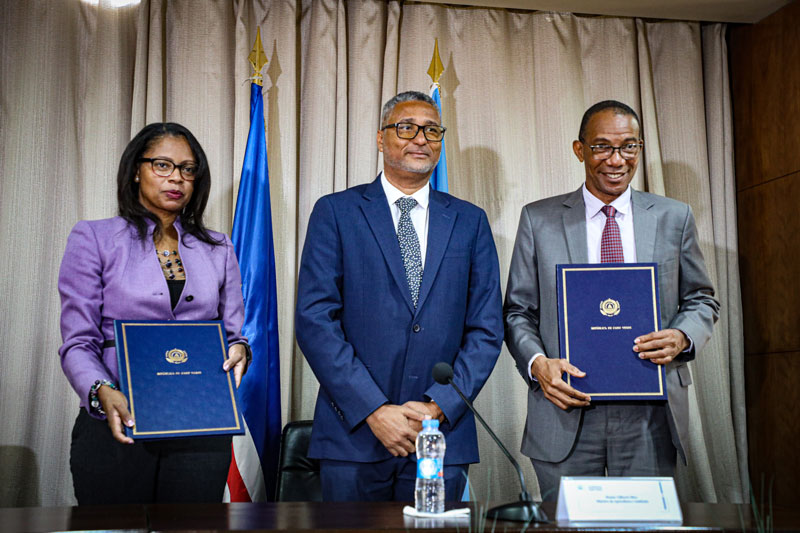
[503,187,719,464]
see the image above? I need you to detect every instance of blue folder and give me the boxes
[556,263,666,400]
[114,320,245,439]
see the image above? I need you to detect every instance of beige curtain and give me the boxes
[0,0,746,507]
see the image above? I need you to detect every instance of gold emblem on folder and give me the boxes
[600,298,621,317]
[165,348,188,364]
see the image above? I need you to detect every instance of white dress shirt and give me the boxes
[583,184,636,263]
[381,173,430,266]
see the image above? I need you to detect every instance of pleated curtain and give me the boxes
[0,0,746,506]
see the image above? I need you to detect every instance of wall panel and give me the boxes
[729,0,800,507]
[729,0,800,191]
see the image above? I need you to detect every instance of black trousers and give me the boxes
[70,408,231,505]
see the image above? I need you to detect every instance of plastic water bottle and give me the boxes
[415,418,445,513]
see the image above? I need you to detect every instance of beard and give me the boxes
[382,151,440,176]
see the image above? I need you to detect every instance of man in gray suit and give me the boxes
[504,100,719,501]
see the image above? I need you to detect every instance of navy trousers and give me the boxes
[320,456,468,502]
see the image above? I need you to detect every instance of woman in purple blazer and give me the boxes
[58,123,250,504]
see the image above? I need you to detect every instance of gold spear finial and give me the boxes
[427,38,444,85]
[248,27,268,86]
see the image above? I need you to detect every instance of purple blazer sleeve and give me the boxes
[58,220,112,411]
[217,233,247,347]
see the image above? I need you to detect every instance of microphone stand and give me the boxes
[442,375,547,523]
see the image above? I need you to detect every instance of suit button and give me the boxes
[413,324,421,333]
[185,295,194,302]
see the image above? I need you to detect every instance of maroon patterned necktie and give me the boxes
[600,205,624,263]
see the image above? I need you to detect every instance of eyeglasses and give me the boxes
[382,122,446,142]
[139,158,199,181]
[581,141,644,160]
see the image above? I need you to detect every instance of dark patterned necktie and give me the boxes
[396,197,423,307]
[600,205,625,263]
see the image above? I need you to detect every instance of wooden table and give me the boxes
[2,501,797,532]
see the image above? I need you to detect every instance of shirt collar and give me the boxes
[582,183,632,218]
[381,172,430,209]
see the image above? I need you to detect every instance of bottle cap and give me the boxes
[422,418,439,429]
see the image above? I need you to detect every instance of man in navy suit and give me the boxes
[296,91,503,502]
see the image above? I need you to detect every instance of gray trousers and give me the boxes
[531,402,676,502]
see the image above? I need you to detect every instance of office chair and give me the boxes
[275,420,322,501]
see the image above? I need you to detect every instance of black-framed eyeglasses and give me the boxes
[581,140,644,160]
[382,122,446,142]
[138,158,200,181]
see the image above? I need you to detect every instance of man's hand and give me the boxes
[634,328,689,365]
[97,385,134,444]
[531,357,591,410]
[366,404,427,457]
[402,400,444,432]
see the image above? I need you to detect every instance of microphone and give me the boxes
[432,362,547,523]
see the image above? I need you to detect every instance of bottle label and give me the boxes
[417,457,443,480]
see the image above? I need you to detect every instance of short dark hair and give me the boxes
[578,100,641,141]
[117,122,221,246]
[380,91,439,127]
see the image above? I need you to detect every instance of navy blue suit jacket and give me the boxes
[296,176,503,465]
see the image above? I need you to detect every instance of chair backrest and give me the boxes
[275,420,322,502]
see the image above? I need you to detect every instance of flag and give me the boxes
[429,83,448,193]
[428,38,448,193]
[225,29,281,502]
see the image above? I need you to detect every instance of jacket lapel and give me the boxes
[170,219,196,318]
[416,190,456,315]
[562,187,589,263]
[631,189,657,263]
[360,177,416,313]
[144,218,176,317]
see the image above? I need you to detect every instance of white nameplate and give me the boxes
[556,477,682,526]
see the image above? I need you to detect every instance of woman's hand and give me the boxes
[224,343,249,387]
[97,385,134,444]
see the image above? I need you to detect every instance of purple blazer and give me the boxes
[58,216,247,416]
